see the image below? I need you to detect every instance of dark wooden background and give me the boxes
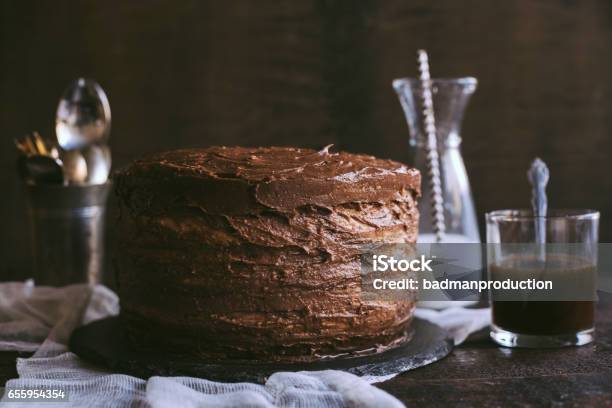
[2,0,612,282]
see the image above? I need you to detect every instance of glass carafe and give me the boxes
[393,77,479,244]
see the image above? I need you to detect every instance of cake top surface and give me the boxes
[128,145,418,184]
[116,146,420,213]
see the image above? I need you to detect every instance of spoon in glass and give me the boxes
[55,78,111,151]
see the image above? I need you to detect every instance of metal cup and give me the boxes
[24,183,111,286]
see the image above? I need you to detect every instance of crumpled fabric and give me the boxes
[0,282,405,407]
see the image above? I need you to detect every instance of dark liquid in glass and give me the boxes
[493,301,594,335]
[491,255,595,335]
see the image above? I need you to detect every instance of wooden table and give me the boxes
[2,295,612,407]
[378,293,612,406]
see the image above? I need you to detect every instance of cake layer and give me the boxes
[115,146,420,215]
[114,146,420,361]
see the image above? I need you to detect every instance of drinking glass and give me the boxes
[486,209,599,347]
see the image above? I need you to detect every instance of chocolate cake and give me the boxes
[114,146,420,362]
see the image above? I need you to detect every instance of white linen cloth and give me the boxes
[414,306,491,345]
[0,281,490,407]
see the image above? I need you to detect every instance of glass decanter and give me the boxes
[393,77,479,244]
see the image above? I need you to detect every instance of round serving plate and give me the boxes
[69,317,453,383]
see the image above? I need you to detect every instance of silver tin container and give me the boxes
[25,182,111,286]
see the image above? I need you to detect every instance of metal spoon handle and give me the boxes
[527,158,549,261]
[417,49,445,242]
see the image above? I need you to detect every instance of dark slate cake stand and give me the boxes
[69,317,453,383]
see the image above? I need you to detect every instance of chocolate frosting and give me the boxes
[115,146,420,361]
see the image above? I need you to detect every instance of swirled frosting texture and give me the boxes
[115,146,420,361]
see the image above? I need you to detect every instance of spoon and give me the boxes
[61,150,88,184]
[417,49,445,242]
[55,78,111,151]
[82,144,111,184]
[527,158,549,262]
